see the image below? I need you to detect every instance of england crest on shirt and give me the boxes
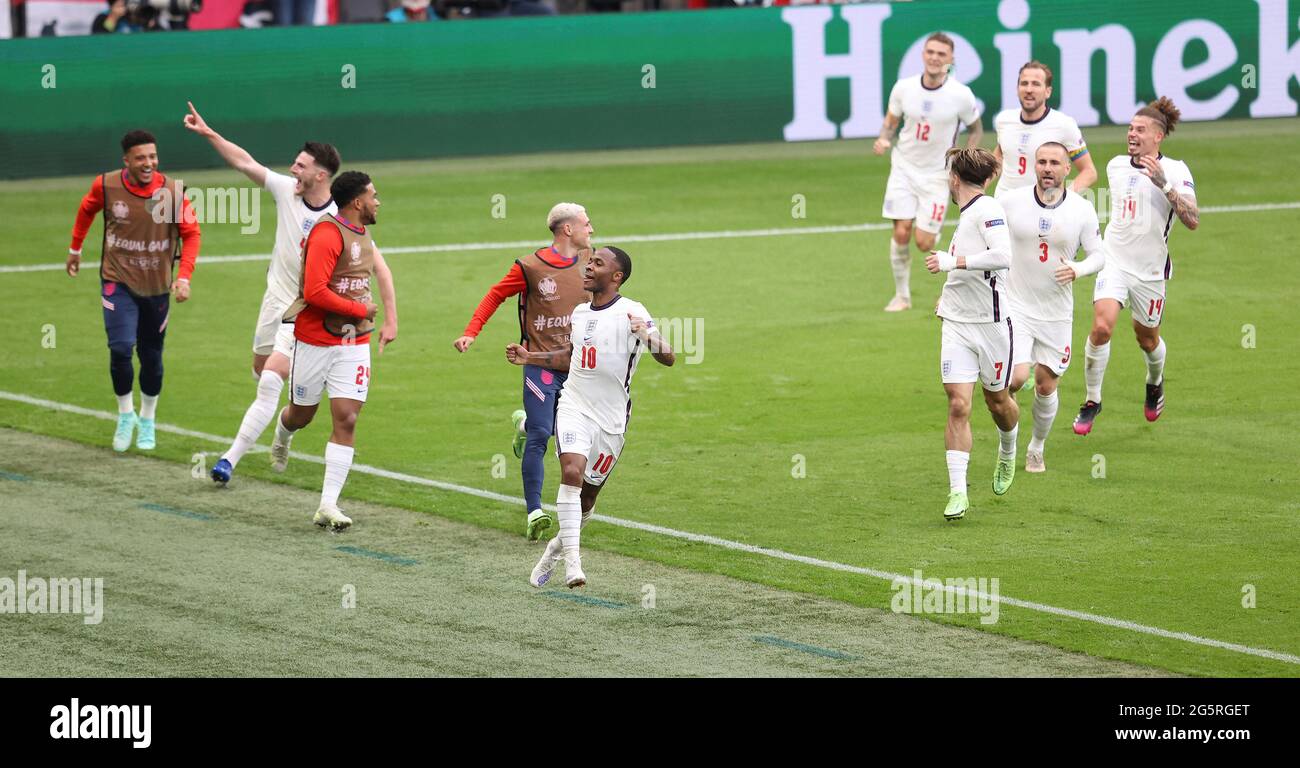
[922,99,933,114]
[1039,217,1052,234]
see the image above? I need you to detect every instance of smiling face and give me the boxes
[1128,115,1164,158]
[123,143,157,186]
[289,151,327,196]
[583,247,622,294]
[351,183,380,226]
[1035,144,1070,192]
[922,39,953,79]
[1017,67,1052,115]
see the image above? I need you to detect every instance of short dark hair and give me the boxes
[301,142,341,177]
[121,130,156,153]
[1018,60,1054,88]
[606,246,631,286]
[925,32,955,52]
[1036,141,1070,160]
[331,171,372,210]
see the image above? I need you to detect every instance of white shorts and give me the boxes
[941,318,1014,392]
[555,403,625,488]
[253,289,297,358]
[289,340,371,406]
[1011,315,1073,376]
[882,164,949,235]
[1093,265,1166,328]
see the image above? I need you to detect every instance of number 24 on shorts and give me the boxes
[355,365,370,386]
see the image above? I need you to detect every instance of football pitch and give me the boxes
[1,117,1297,677]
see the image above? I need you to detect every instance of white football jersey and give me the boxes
[560,295,654,435]
[937,195,1013,324]
[992,107,1088,196]
[1002,186,1105,322]
[1103,154,1195,282]
[887,74,981,176]
[264,170,337,304]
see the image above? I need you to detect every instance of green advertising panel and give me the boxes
[2,1,1297,179]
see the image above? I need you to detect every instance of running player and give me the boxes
[992,61,1097,198]
[505,247,675,588]
[272,171,390,530]
[183,103,397,484]
[1001,142,1106,472]
[925,147,1018,521]
[453,203,591,540]
[66,129,201,452]
[1074,97,1198,435]
[875,32,983,312]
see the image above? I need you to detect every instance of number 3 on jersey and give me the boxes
[579,345,597,370]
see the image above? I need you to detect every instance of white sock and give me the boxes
[1144,338,1166,385]
[557,484,582,556]
[1084,339,1110,403]
[225,371,284,467]
[945,450,969,494]
[274,407,297,444]
[321,442,354,509]
[116,393,134,415]
[139,394,158,420]
[889,240,911,300]
[998,424,1018,460]
[1030,390,1058,453]
[546,507,592,559]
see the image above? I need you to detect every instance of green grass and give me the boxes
[0,428,1170,677]
[2,118,1298,676]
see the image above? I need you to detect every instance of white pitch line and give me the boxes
[2,388,1297,667]
[5,200,1298,274]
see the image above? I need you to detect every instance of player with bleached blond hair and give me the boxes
[926,147,1017,521]
[453,203,592,540]
[1074,97,1198,435]
[875,31,984,312]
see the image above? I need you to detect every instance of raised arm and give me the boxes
[1140,156,1198,231]
[183,101,269,187]
[630,313,674,367]
[505,342,572,371]
[1069,151,1098,192]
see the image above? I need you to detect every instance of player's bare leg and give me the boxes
[942,382,974,519]
[1076,298,1120,435]
[885,220,914,312]
[984,385,1020,495]
[1133,319,1166,421]
[213,351,292,485]
[1025,365,1060,473]
[532,482,601,588]
[307,397,363,530]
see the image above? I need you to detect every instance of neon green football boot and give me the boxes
[943,491,969,521]
[511,409,527,459]
[993,456,1016,496]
